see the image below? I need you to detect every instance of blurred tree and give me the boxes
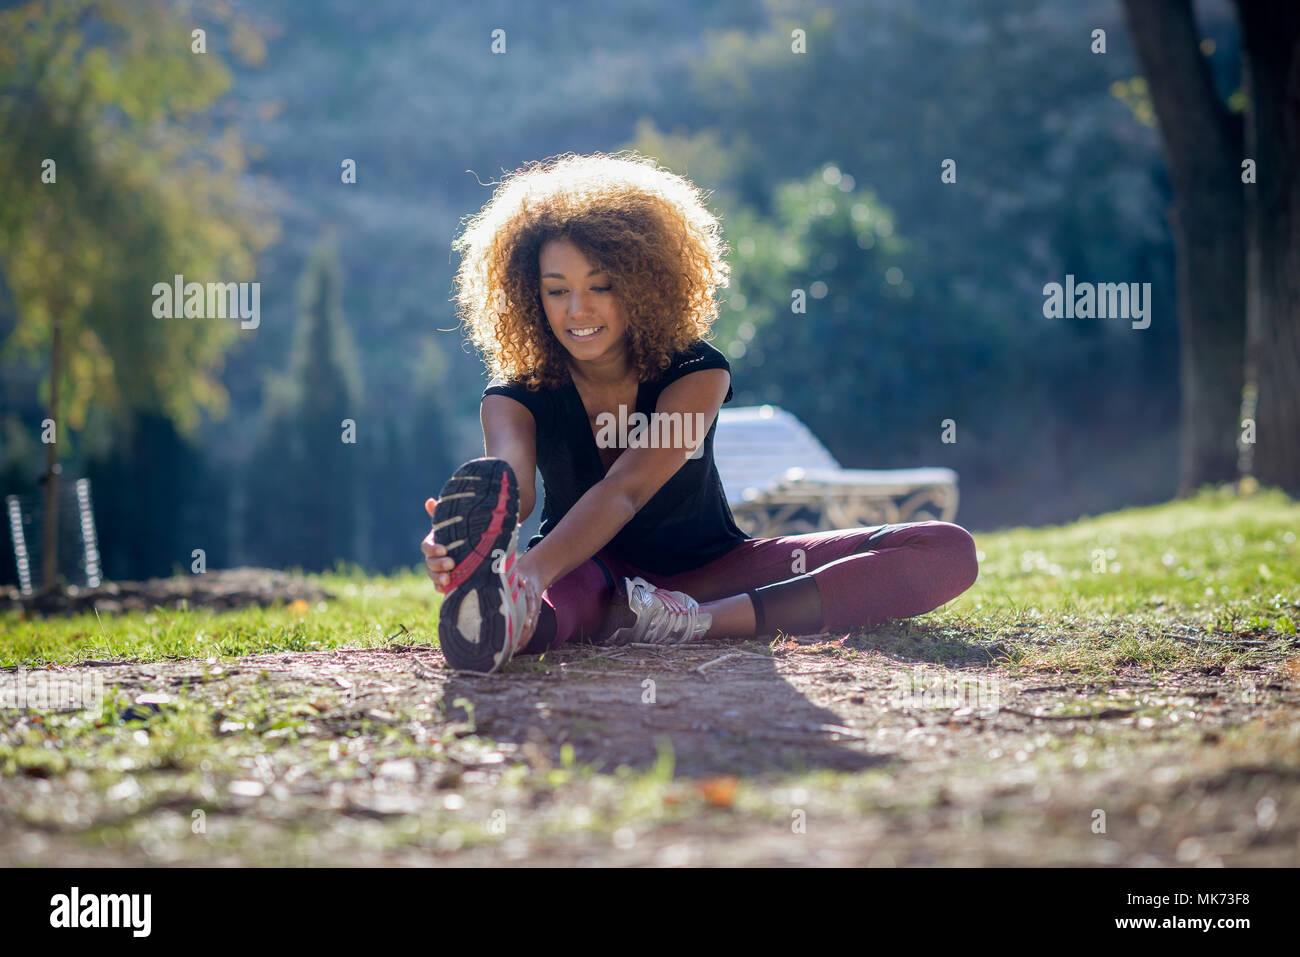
[702,169,1011,467]
[245,239,363,571]
[364,336,459,573]
[86,413,226,581]
[1124,0,1300,493]
[1236,1,1300,491]
[635,0,1179,524]
[0,0,274,589]
[1121,0,1245,495]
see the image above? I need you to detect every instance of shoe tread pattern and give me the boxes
[432,458,519,672]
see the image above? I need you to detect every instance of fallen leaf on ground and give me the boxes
[696,776,738,808]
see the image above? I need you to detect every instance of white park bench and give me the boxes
[713,405,959,536]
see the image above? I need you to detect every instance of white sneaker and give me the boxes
[607,576,712,646]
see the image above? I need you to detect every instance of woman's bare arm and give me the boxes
[480,394,538,521]
[426,371,728,649]
[517,367,730,590]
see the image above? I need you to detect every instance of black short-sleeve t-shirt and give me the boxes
[482,339,750,575]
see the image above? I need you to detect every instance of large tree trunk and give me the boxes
[1121,0,1246,495]
[1237,0,1300,492]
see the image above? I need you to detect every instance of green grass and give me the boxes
[967,485,1298,619]
[3,485,1297,865]
[0,576,433,668]
[940,485,1300,674]
[2,485,1297,670]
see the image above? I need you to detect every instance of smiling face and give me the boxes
[538,237,629,369]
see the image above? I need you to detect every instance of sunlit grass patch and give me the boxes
[1,570,438,668]
[2,485,1296,679]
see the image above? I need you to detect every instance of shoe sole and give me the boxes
[431,457,521,673]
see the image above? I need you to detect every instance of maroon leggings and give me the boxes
[522,521,979,652]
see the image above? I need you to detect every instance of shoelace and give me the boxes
[501,534,528,658]
[636,583,703,644]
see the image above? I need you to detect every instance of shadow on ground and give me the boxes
[443,638,896,777]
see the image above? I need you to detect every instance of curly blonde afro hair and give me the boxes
[450,150,730,390]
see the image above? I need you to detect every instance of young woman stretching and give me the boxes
[421,152,979,673]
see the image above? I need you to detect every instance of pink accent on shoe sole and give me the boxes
[438,471,512,594]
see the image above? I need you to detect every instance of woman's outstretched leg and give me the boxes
[804,521,979,632]
[643,521,979,639]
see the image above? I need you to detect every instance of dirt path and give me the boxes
[2,634,1297,866]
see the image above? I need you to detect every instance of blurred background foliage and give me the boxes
[0,0,1269,583]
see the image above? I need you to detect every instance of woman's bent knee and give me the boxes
[933,522,979,598]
